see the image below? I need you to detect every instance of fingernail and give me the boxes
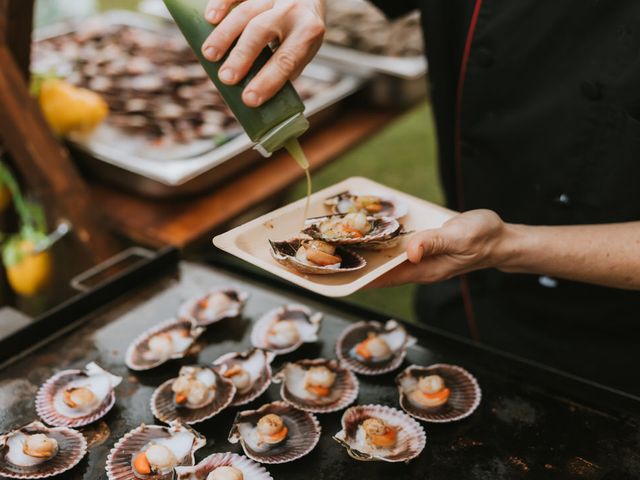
[206,8,220,23]
[203,46,219,60]
[218,68,234,83]
[243,90,260,106]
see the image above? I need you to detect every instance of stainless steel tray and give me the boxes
[34,11,366,198]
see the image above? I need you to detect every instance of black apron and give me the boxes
[371,0,640,394]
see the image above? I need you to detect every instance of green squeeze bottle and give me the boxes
[164,0,312,217]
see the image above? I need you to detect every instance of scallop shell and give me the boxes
[333,404,426,463]
[324,191,408,219]
[213,349,275,406]
[396,364,481,423]
[179,288,249,326]
[250,305,322,355]
[269,239,366,275]
[151,365,236,425]
[125,318,205,371]
[174,452,273,480]
[228,401,321,464]
[0,421,87,479]
[273,359,359,413]
[35,362,122,428]
[302,214,403,250]
[336,320,416,375]
[106,421,205,480]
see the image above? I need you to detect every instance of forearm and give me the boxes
[499,222,640,290]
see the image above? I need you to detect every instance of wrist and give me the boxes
[495,223,531,273]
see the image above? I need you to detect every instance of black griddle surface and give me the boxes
[1,261,639,480]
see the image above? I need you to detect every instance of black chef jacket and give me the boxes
[370,0,640,394]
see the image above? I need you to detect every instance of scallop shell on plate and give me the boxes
[324,191,408,219]
[228,401,321,464]
[273,358,358,413]
[175,452,273,480]
[0,421,87,479]
[151,365,236,425]
[301,213,404,250]
[179,288,249,326]
[269,238,366,275]
[333,404,426,463]
[106,421,205,480]
[213,348,275,407]
[250,304,322,355]
[125,318,205,371]
[35,362,122,428]
[336,320,416,375]
[396,364,481,423]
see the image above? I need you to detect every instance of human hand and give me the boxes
[202,0,326,107]
[368,210,515,288]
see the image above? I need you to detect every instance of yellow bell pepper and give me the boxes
[38,78,108,136]
[5,239,52,297]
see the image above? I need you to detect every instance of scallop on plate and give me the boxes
[273,358,359,413]
[151,365,236,425]
[125,318,205,371]
[324,191,409,219]
[336,320,416,375]
[175,452,273,480]
[228,401,321,464]
[250,304,322,355]
[35,362,122,428]
[333,404,426,463]
[213,349,275,407]
[179,288,249,327]
[396,364,481,423]
[106,421,205,480]
[0,421,87,479]
[269,238,366,275]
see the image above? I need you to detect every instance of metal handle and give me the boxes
[70,247,155,292]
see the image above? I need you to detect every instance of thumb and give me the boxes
[406,228,451,263]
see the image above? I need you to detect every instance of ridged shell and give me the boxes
[228,401,321,464]
[151,365,236,425]
[273,359,359,413]
[302,214,403,250]
[396,364,481,423]
[333,404,426,463]
[213,349,275,406]
[125,318,205,371]
[324,191,408,219]
[174,452,273,480]
[35,362,122,428]
[0,421,87,479]
[269,239,366,275]
[250,305,322,355]
[179,288,248,326]
[106,421,205,480]
[336,320,416,375]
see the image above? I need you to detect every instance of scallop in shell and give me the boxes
[250,305,322,355]
[228,401,320,464]
[213,348,275,407]
[125,318,205,371]
[179,288,248,327]
[174,452,273,480]
[273,359,358,413]
[106,421,205,480]
[151,365,236,425]
[0,421,87,479]
[35,362,122,428]
[324,191,408,219]
[336,320,416,375]
[396,364,481,423]
[269,239,366,275]
[333,405,426,463]
[301,213,403,250]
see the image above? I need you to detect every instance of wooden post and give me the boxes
[0,0,120,262]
